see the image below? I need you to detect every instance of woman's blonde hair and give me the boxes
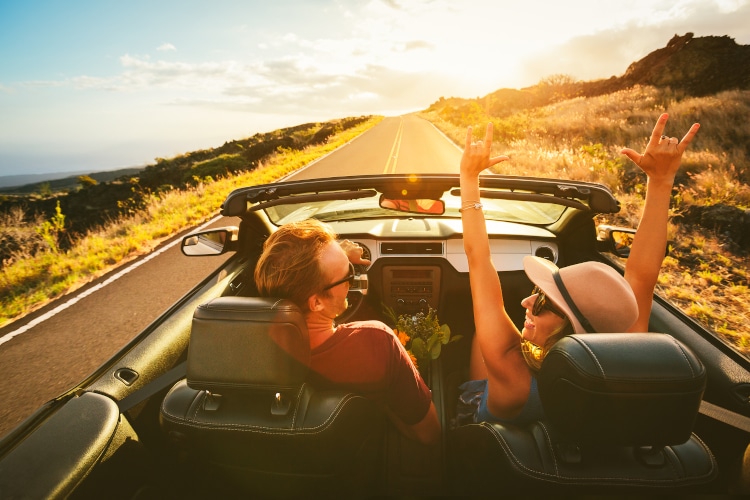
[520,320,575,372]
[254,219,337,311]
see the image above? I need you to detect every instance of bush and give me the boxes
[0,207,49,265]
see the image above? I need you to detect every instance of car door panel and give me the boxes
[0,392,121,499]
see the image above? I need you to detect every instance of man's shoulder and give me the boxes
[334,321,401,350]
[333,320,405,360]
[338,320,394,336]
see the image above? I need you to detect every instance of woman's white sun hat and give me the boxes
[523,256,639,334]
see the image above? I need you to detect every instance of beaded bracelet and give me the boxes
[459,202,483,212]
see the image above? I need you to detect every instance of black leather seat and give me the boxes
[448,333,718,495]
[159,296,385,496]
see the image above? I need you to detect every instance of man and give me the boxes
[254,219,440,445]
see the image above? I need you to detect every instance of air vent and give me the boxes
[534,246,557,263]
[380,242,443,255]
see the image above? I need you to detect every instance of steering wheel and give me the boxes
[335,241,370,324]
[335,289,366,324]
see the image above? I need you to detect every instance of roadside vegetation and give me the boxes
[2,81,749,359]
[0,116,382,326]
[421,85,750,356]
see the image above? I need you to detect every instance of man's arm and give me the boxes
[385,401,440,445]
[339,239,370,266]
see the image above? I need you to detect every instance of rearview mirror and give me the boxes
[181,226,239,256]
[379,196,445,215]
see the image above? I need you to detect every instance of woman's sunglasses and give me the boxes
[531,286,566,318]
[322,262,356,291]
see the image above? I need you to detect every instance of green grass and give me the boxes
[0,116,383,326]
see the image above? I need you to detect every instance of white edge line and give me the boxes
[426,119,463,152]
[278,119,382,182]
[2,118,384,347]
[0,215,222,348]
[426,118,493,174]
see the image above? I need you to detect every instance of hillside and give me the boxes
[0,117,370,252]
[1,33,749,354]
[424,33,750,257]
[419,33,750,355]
[431,33,750,118]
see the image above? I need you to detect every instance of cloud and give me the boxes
[519,0,750,85]
[113,54,253,91]
[13,0,750,131]
[380,0,403,10]
[402,40,434,52]
[219,61,461,116]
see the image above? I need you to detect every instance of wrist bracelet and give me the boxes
[459,202,483,212]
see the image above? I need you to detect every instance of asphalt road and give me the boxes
[0,114,461,439]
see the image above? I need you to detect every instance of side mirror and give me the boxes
[597,225,635,258]
[181,226,239,256]
[379,195,445,215]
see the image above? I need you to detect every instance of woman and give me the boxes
[458,114,700,424]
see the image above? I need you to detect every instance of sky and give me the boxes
[1,0,749,177]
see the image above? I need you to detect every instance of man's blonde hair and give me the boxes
[254,219,337,310]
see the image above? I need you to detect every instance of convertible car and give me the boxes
[1,173,749,497]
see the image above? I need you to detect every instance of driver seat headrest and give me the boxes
[186,296,310,393]
[160,296,386,496]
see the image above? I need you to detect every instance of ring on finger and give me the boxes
[660,135,668,141]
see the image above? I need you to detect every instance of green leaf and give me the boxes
[449,334,463,343]
[440,323,451,344]
[382,304,398,325]
[430,342,442,360]
[411,338,428,361]
[426,334,439,352]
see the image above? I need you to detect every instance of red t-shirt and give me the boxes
[308,320,432,425]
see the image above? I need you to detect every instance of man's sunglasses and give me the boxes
[531,286,566,318]
[322,262,356,291]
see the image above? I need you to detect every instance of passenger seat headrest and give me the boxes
[538,333,706,447]
[187,296,310,393]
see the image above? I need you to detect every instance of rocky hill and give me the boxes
[430,33,750,117]
[616,33,750,96]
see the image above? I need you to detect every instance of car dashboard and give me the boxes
[324,218,558,317]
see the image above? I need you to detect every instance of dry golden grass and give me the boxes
[0,117,383,326]
[422,86,750,357]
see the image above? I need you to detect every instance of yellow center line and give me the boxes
[382,118,404,174]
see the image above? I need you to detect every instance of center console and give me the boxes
[382,265,441,315]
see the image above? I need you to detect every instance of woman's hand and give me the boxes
[620,113,699,333]
[460,123,509,178]
[621,113,700,185]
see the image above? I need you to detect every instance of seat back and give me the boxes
[186,296,310,394]
[160,296,385,496]
[539,333,707,447]
[448,333,718,494]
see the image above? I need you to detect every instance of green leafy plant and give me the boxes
[384,305,461,369]
[35,201,65,253]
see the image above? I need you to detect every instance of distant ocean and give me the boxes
[0,167,143,192]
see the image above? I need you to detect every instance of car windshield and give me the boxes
[263,190,567,226]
